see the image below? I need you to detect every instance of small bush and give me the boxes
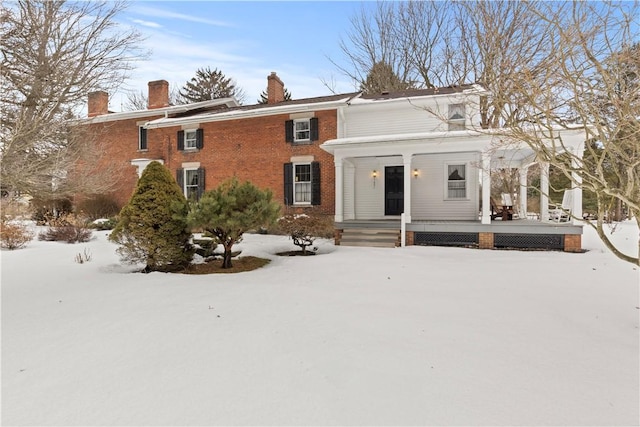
[31,197,73,225]
[76,194,120,220]
[89,217,118,231]
[38,214,93,243]
[0,219,34,250]
[74,248,92,264]
[277,212,334,254]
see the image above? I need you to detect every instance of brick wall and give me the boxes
[564,234,582,252]
[478,232,494,249]
[85,109,338,214]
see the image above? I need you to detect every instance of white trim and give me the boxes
[444,162,469,200]
[183,168,199,199]
[183,129,198,150]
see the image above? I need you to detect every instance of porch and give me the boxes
[335,218,583,252]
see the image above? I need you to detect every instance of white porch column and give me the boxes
[540,162,550,221]
[403,154,413,223]
[481,152,492,224]
[519,167,528,218]
[334,156,344,223]
[570,144,584,224]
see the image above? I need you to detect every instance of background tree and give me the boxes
[188,177,280,269]
[178,67,246,104]
[361,61,412,94]
[0,0,146,199]
[257,87,292,104]
[109,161,193,273]
[123,84,184,110]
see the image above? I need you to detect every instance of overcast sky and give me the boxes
[112,1,375,110]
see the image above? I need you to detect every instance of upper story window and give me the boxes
[138,127,147,150]
[177,129,203,151]
[285,118,319,144]
[446,163,467,199]
[448,104,466,131]
[184,130,197,149]
[294,120,311,142]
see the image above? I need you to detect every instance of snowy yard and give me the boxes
[1,222,638,426]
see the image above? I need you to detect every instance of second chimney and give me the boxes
[148,80,169,109]
[88,91,109,117]
[267,72,285,104]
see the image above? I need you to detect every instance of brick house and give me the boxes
[84,73,586,251]
[84,73,357,216]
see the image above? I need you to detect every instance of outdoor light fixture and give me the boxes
[372,170,378,178]
[413,168,419,178]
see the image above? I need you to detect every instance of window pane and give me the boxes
[294,120,310,141]
[447,164,466,198]
[185,131,197,148]
[295,182,311,202]
[295,164,311,182]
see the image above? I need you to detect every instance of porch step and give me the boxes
[339,228,401,248]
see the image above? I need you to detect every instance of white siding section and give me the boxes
[352,156,404,219]
[344,94,480,138]
[343,161,356,220]
[411,152,480,220]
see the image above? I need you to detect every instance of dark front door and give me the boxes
[385,166,404,216]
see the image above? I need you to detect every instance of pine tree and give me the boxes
[257,87,292,104]
[361,61,413,94]
[188,177,280,268]
[109,161,193,272]
[178,67,245,104]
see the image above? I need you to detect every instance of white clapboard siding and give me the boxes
[344,95,473,138]
[411,152,480,220]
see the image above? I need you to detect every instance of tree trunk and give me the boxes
[221,244,233,268]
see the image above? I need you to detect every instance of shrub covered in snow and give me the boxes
[277,212,334,255]
[109,161,193,273]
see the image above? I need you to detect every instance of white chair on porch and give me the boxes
[549,189,573,222]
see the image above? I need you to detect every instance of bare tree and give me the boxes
[336,0,640,265]
[123,84,183,111]
[499,2,640,265]
[0,0,146,199]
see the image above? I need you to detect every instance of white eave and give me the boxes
[144,96,357,129]
[82,97,240,124]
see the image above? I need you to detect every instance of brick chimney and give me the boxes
[148,80,169,109]
[87,91,109,117]
[267,72,285,104]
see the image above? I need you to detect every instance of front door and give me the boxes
[385,166,404,216]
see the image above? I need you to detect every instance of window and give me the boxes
[184,130,197,149]
[448,104,465,131]
[177,129,203,150]
[176,167,204,200]
[446,164,466,199]
[294,120,310,142]
[283,162,320,205]
[138,127,147,150]
[285,118,318,144]
[294,164,312,204]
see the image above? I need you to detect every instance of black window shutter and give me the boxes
[139,127,148,150]
[176,168,184,193]
[196,129,204,149]
[311,161,321,205]
[177,130,184,151]
[310,117,319,141]
[197,167,205,199]
[285,120,293,143]
[283,163,293,205]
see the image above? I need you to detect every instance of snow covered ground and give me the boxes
[2,222,638,426]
